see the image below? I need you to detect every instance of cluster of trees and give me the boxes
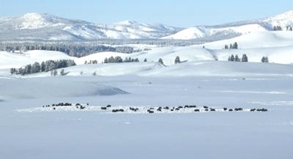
[286,26,293,31]
[224,42,238,49]
[0,39,207,58]
[273,26,283,31]
[84,60,98,64]
[0,43,136,57]
[261,56,269,63]
[274,25,293,31]
[10,59,76,75]
[228,54,248,62]
[103,56,140,63]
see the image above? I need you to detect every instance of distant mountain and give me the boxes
[0,11,293,41]
[0,13,179,41]
[163,11,293,40]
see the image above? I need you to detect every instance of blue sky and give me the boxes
[0,0,292,27]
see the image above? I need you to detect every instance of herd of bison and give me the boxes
[42,102,268,113]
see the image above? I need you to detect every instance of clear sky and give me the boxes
[0,0,292,27]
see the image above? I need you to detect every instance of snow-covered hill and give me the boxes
[0,50,76,69]
[1,11,293,41]
[0,13,179,41]
[163,10,293,40]
[1,30,293,78]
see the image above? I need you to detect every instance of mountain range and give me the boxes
[0,11,293,41]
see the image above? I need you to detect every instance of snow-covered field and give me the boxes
[1,31,293,159]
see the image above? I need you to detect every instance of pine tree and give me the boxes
[10,68,16,75]
[32,62,41,73]
[104,58,108,63]
[158,58,164,65]
[241,54,248,62]
[235,55,240,62]
[53,70,58,76]
[41,61,46,72]
[233,42,238,49]
[175,56,181,64]
[144,58,147,62]
[261,56,269,63]
[60,69,66,76]
[230,55,235,61]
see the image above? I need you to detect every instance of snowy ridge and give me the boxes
[1,11,293,40]
[1,31,293,77]
[0,13,179,40]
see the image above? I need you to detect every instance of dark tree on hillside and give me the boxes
[60,69,66,76]
[241,54,248,62]
[158,58,164,65]
[104,58,108,63]
[230,54,235,61]
[235,55,240,62]
[233,42,238,49]
[41,61,46,72]
[144,58,147,62]
[175,56,181,64]
[261,56,269,63]
[32,62,41,73]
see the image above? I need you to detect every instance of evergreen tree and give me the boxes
[144,58,147,62]
[230,44,233,49]
[104,58,108,63]
[60,69,66,76]
[230,55,235,61]
[233,42,238,49]
[158,58,164,65]
[261,56,269,63]
[93,71,97,76]
[224,45,229,49]
[24,64,32,74]
[41,61,46,72]
[53,70,58,76]
[32,62,41,73]
[235,55,240,62]
[175,56,181,64]
[10,68,16,75]
[241,54,248,62]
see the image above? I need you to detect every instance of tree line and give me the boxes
[0,43,136,57]
[224,42,238,49]
[273,25,293,31]
[10,59,76,75]
[103,56,140,63]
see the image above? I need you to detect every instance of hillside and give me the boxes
[0,13,179,41]
[1,31,293,78]
[0,11,293,41]
[163,11,293,40]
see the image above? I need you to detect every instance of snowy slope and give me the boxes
[1,11,293,41]
[1,30,293,77]
[163,24,267,40]
[0,50,76,69]
[0,13,179,40]
[163,10,293,40]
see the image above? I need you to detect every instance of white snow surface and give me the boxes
[1,27,293,159]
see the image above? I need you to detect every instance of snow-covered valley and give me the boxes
[1,29,293,159]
